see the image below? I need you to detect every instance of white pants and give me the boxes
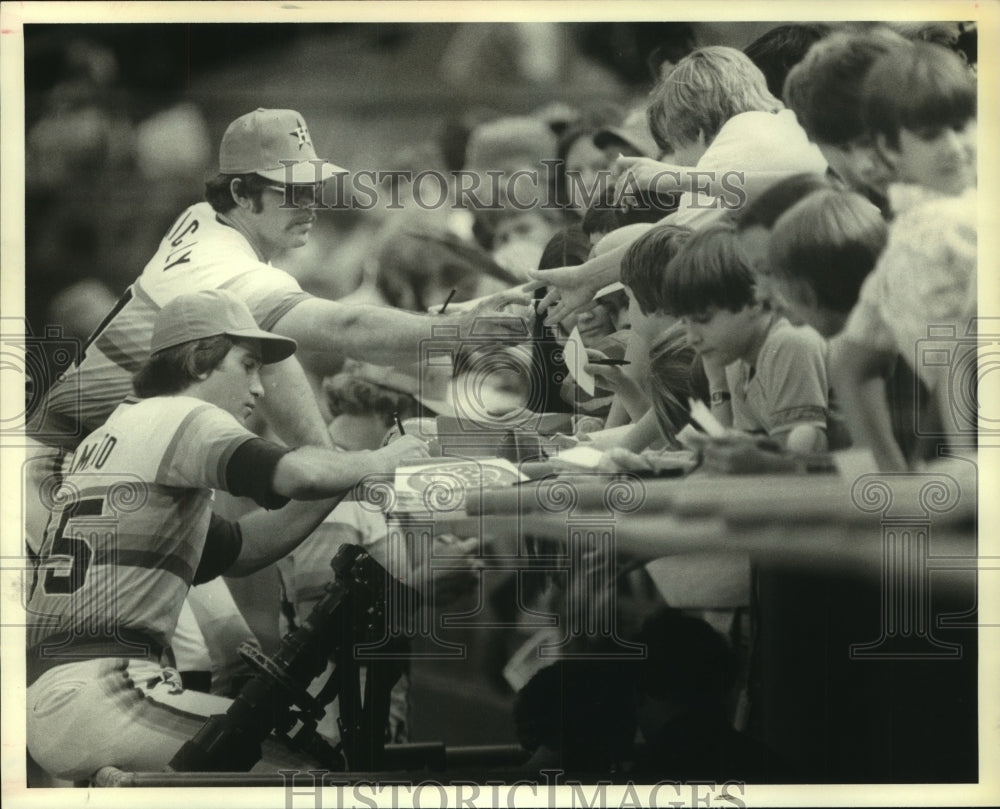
[27,657,312,781]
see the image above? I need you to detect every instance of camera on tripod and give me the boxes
[169,543,415,773]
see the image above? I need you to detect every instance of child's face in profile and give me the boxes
[566,300,617,342]
[679,305,759,365]
[894,121,976,196]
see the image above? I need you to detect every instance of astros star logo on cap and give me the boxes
[289,118,311,150]
[220,108,346,182]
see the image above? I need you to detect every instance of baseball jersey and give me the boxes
[27,395,256,652]
[726,317,829,437]
[29,202,312,450]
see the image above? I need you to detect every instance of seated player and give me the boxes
[26,289,429,781]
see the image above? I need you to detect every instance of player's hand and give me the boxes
[526,265,604,328]
[375,435,430,472]
[456,285,535,338]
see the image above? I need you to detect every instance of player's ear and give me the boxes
[230,178,253,210]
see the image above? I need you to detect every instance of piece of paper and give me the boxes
[688,397,727,438]
[563,325,595,396]
[551,445,605,468]
[502,628,561,692]
[391,457,527,516]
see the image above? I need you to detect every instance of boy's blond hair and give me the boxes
[647,45,782,151]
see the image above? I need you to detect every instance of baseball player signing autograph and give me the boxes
[24,107,529,557]
[26,290,429,780]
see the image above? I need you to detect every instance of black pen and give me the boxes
[439,289,457,314]
[393,412,406,435]
[588,358,631,366]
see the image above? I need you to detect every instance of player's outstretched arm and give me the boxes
[272,289,532,368]
[225,436,430,575]
[270,435,430,500]
[257,355,334,448]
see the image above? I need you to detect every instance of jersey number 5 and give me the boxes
[41,498,103,595]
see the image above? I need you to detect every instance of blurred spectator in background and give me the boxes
[465,115,558,182]
[341,228,500,312]
[26,38,135,190]
[593,105,662,164]
[552,105,623,215]
[45,278,118,344]
[440,23,621,90]
[134,102,212,181]
[473,200,568,281]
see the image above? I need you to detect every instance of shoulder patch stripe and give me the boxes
[154,403,215,483]
[91,548,195,582]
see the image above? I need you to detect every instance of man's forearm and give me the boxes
[258,357,334,448]
[271,445,384,500]
[276,297,532,368]
[274,298,440,366]
[228,495,347,576]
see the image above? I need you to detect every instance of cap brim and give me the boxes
[224,328,298,363]
[255,160,348,184]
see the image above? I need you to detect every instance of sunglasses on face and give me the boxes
[263,183,325,208]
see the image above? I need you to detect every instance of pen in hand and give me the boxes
[393,412,406,435]
[439,289,457,314]
[588,358,631,366]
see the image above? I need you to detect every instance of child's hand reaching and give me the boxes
[584,348,650,419]
[583,348,630,391]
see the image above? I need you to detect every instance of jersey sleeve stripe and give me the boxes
[256,291,311,332]
[216,274,311,332]
[93,329,148,375]
[154,403,216,483]
[92,548,195,583]
[131,279,160,311]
